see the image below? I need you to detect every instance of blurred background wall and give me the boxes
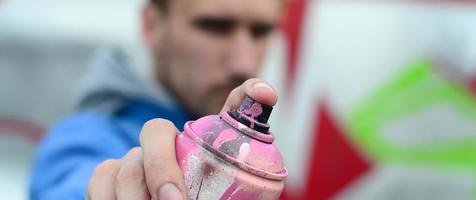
[0,0,146,199]
[1,0,476,199]
[273,1,476,200]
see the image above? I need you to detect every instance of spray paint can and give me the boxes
[176,96,287,199]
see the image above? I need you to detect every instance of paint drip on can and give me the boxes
[176,96,287,199]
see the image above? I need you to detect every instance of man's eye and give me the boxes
[193,17,236,36]
[251,23,274,39]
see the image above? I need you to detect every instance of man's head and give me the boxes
[142,0,284,117]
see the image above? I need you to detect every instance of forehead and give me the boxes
[171,0,283,22]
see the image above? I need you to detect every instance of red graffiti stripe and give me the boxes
[280,0,307,87]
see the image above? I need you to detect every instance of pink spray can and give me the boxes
[176,96,288,199]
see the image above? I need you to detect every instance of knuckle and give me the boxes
[144,118,173,128]
[128,147,142,156]
[144,118,161,127]
[92,159,117,177]
[141,119,176,142]
[116,163,145,183]
[244,78,261,86]
[88,159,118,194]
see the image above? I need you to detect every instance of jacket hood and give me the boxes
[76,47,180,114]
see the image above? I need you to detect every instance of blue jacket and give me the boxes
[29,48,192,199]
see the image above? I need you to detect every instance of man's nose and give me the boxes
[226,29,257,77]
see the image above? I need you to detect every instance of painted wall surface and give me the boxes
[265,1,476,199]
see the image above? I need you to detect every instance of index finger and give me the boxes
[140,119,185,200]
[220,78,278,113]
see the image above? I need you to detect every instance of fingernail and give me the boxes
[159,183,183,200]
[253,82,273,91]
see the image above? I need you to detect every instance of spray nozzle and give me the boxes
[228,96,273,133]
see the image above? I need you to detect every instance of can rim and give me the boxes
[184,121,288,181]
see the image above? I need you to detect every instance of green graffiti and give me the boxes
[348,59,476,171]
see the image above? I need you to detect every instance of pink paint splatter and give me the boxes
[238,143,251,161]
[212,129,239,149]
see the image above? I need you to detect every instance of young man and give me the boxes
[30,0,284,199]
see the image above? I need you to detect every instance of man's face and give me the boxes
[149,0,283,117]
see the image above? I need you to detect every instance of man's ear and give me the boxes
[141,3,165,49]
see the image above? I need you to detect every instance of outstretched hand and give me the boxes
[86,78,277,200]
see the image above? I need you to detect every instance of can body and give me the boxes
[176,132,284,200]
[175,97,287,199]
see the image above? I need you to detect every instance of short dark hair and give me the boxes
[150,0,168,11]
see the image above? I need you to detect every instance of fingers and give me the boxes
[88,159,119,200]
[116,147,150,200]
[221,78,278,113]
[140,119,185,200]
[88,119,185,200]
[88,148,150,200]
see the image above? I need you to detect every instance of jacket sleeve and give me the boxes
[29,112,134,200]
